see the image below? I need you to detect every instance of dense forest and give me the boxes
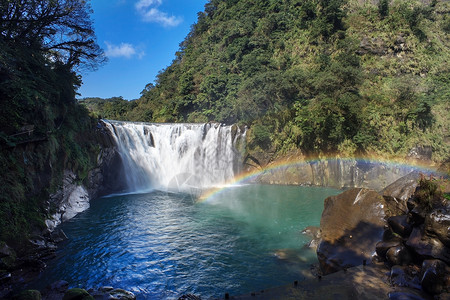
[0,0,104,245]
[1,0,449,249]
[85,0,449,162]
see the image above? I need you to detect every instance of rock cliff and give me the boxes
[44,121,127,230]
[249,158,425,191]
[316,173,450,298]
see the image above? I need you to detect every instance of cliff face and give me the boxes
[45,121,127,230]
[247,157,428,191]
[0,121,128,298]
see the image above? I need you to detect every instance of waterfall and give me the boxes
[103,120,246,193]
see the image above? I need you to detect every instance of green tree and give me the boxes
[378,0,389,19]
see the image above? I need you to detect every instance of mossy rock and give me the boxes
[62,288,94,300]
[14,290,41,300]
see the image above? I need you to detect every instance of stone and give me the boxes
[63,288,94,300]
[420,259,448,295]
[386,245,412,266]
[388,215,412,238]
[389,265,421,289]
[408,203,427,226]
[375,239,403,259]
[62,185,90,221]
[424,207,450,247]
[317,188,387,274]
[50,229,68,244]
[406,225,450,264]
[109,288,136,300]
[301,226,321,239]
[382,172,421,216]
[302,226,321,250]
[390,265,409,287]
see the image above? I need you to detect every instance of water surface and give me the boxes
[34,185,340,299]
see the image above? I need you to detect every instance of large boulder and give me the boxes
[317,188,387,274]
[381,172,421,216]
[424,206,450,247]
[406,225,450,264]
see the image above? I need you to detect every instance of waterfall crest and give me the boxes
[104,120,246,193]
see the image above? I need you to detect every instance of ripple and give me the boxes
[30,185,340,299]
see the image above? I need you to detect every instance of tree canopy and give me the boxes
[0,0,104,243]
[0,0,105,69]
[105,0,448,161]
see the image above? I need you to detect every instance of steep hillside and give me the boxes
[0,0,105,247]
[105,0,449,163]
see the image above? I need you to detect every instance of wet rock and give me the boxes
[424,208,450,247]
[382,172,421,216]
[386,245,412,266]
[376,239,403,259]
[408,202,427,226]
[420,259,448,295]
[390,265,421,289]
[109,288,136,300]
[302,226,321,239]
[50,228,68,244]
[382,228,401,242]
[406,225,450,264]
[317,188,387,274]
[390,265,409,287]
[63,288,94,300]
[388,215,412,238]
[302,226,321,250]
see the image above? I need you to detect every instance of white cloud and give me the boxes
[135,0,182,27]
[104,42,144,59]
[135,0,162,11]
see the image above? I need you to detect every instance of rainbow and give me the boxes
[197,156,442,203]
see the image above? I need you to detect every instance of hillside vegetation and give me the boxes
[0,0,104,245]
[89,0,449,162]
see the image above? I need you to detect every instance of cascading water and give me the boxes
[104,120,246,193]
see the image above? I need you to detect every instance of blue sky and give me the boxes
[78,0,207,100]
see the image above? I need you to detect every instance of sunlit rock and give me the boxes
[317,188,387,275]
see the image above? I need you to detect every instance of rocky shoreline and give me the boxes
[233,173,450,300]
[1,139,448,299]
[0,122,128,299]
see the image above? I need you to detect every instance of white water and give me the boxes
[104,120,246,193]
